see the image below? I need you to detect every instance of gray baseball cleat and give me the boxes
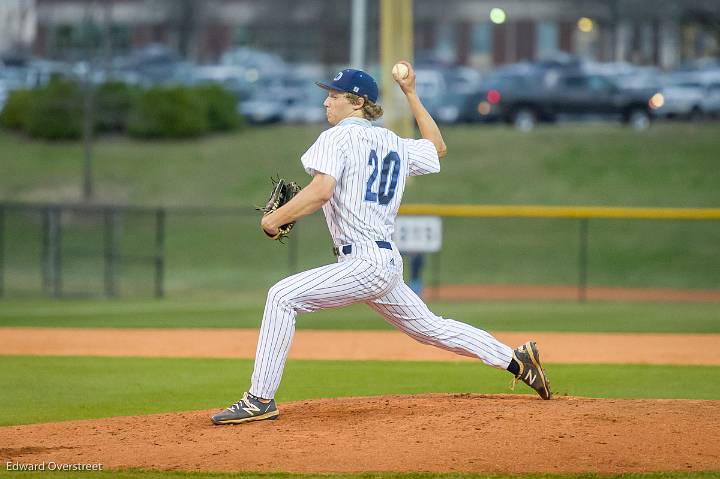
[511,341,552,400]
[211,392,279,425]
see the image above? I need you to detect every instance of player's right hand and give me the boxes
[393,60,416,95]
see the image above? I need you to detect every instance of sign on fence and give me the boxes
[392,215,443,254]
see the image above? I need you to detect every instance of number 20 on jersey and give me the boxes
[364,149,401,205]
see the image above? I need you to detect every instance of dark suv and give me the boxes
[468,70,659,130]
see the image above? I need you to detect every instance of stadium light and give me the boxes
[578,17,594,33]
[490,8,506,25]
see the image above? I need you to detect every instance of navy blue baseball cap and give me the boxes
[316,68,379,103]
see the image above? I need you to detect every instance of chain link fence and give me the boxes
[1,202,718,300]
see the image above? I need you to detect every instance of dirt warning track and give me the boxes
[2,327,720,365]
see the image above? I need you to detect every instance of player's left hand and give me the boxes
[256,177,302,241]
[261,216,280,239]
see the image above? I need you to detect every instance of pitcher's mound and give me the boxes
[1,394,719,474]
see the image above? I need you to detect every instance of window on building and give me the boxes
[233,26,249,46]
[537,22,558,59]
[109,25,130,52]
[472,23,491,55]
[55,25,74,52]
[435,23,456,63]
[470,23,492,69]
[74,21,102,48]
[640,22,654,63]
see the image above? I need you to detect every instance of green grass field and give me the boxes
[1,297,719,427]
[1,356,719,427]
[2,123,719,207]
[1,124,719,479]
[1,298,719,429]
[0,110,720,479]
[1,298,719,332]
[1,123,719,296]
[1,298,719,478]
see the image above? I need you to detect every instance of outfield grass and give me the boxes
[1,356,719,426]
[1,123,719,295]
[1,298,718,333]
[1,471,720,479]
[2,123,719,207]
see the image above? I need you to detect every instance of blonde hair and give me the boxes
[345,93,383,121]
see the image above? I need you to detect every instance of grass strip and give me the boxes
[1,356,719,426]
[1,300,719,333]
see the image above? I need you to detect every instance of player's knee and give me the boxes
[266,284,295,311]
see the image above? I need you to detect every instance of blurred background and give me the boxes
[0,0,718,300]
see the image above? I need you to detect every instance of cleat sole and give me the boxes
[211,410,279,425]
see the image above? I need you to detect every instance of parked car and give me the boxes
[191,64,255,100]
[463,64,546,124]
[239,89,293,124]
[414,65,483,124]
[654,72,720,119]
[238,73,308,124]
[674,58,720,73]
[469,66,659,130]
[592,63,663,92]
[702,81,720,118]
[220,47,287,84]
[282,82,327,123]
[0,62,36,90]
[111,44,194,87]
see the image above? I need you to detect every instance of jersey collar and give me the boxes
[337,117,372,127]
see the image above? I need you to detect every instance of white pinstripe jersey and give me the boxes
[301,117,440,246]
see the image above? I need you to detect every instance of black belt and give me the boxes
[333,241,392,256]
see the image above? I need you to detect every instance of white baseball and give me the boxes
[392,63,409,80]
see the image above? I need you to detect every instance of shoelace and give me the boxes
[228,394,253,412]
[510,376,519,391]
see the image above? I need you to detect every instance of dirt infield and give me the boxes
[3,327,720,473]
[1,394,719,474]
[3,327,720,365]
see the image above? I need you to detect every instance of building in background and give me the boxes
[17,0,720,70]
[0,0,36,58]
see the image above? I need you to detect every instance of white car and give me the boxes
[655,72,720,119]
[415,67,481,124]
[696,70,720,117]
[282,84,326,124]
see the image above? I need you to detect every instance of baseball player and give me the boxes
[212,62,551,425]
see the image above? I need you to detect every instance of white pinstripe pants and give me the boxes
[249,243,514,399]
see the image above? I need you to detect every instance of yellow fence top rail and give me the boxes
[399,204,720,220]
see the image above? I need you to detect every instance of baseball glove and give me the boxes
[256,177,302,240]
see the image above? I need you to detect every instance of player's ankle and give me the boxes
[248,392,272,403]
[506,358,520,376]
